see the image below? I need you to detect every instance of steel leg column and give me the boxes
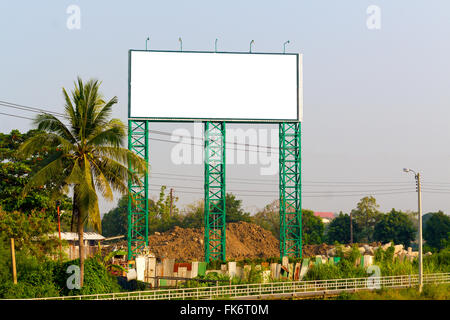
[204,122,226,262]
[279,122,302,259]
[128,120,149,260]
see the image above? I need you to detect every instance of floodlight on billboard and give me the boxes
[129,50,302,122]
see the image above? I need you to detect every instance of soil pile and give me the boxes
[104,223,384,262]
[147,221,279,261]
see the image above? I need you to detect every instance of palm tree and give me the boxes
[19,77,147,286]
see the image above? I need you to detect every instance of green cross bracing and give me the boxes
[279,122,302,259]
[204,122,226,262]
[127,120,149,260]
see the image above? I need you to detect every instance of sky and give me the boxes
[1,1,450,216]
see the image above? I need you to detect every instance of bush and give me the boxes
[52,257,122,296]
[0,239,60,298]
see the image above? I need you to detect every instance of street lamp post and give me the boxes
[403,168,423,292]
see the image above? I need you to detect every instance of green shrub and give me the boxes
[0,244,59,298]
[52,257,121,296]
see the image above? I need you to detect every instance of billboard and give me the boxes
[129,50,302,122]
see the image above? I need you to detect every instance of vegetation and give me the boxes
[337,284,450,300]
[0,235,122,298]
[350,196,381,242]
[424,211,450,251]
[373,209,416,247]
[0,208,62,259]
[0,130,73,214]
[301,209,324,244]
[326,212,361,244]
[102,191,252,237]
[19,78,147,287]
[251,201,324,244]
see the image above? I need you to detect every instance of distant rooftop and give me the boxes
[54,232,105,241]
[314,212,335,220]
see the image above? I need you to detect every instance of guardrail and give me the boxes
[29,272,450,300]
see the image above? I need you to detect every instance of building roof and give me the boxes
[314,212,335,220]
[55,232,105,241]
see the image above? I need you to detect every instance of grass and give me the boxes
[336,283,450,300]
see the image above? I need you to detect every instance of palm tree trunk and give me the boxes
[74,186,84,287]
[78,209,84,287]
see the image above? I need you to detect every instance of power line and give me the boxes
[0,100,277,152]
[0,111,34,121]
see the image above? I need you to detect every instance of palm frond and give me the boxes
[33,113,77,144]
[21,155,67,196]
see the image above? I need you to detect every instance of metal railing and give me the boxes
[28,272,449,300]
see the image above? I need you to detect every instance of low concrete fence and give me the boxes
[28,272,450,300]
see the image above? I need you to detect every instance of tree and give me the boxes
[181,193,251,229]
[252,201,323,243]
[0,207,60,259]
[19,78,147,287]
[0,130,72,216]
[252,200,280,238]
[373,209,416,247]
[326,212,361,244]
[181,200,204,229]
[424,211,450,250]
[351,196,381,242]
[302,209,324,244]
[225,193,251,223]
[149,186,182,233]
[101,196,128,237]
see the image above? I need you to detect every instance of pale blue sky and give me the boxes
[1,1,450,216]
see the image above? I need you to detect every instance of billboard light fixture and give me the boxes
[249,40,255,53]
[179,37,183,51]
[145,37,150,51]
[283,40,290,54]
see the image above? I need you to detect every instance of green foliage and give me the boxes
[302,209,324,244]
[351,196,381,242]
[0,236,60,298]
[374,209,416,247]
[101,196,128,237]
[52,257,121,296]
[252,203,324,244]
[225,193,251,223]
[19,78,147,234]
[337,284,450,300]
[0,130,72,214]
[181,200,204,229]
[326,212,361,244]
[423,211,450,250]
[0,208,61,259]
[251,200,279,238]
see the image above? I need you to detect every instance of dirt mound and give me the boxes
[147,221,279,261]
[104,223,382,262]
[302,243,334,257]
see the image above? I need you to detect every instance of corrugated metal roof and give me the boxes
[55,232,105,241]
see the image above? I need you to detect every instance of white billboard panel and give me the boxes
[129,50,302,122]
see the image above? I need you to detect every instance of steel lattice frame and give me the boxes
[127,120,149,260]
[279,122,302,259]
[204,122,226,262]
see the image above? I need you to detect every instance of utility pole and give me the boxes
[56,200,62,259]
[169,188,173,217]
[416,172,423,293]
[350,210,353,244]
[10,238,17,284]
[403,168,423,292]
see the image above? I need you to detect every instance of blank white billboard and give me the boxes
[129,50,302,122]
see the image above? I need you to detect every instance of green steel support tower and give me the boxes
[127,120,149,260]
[204,121,226,262]
[279,122,302,259]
